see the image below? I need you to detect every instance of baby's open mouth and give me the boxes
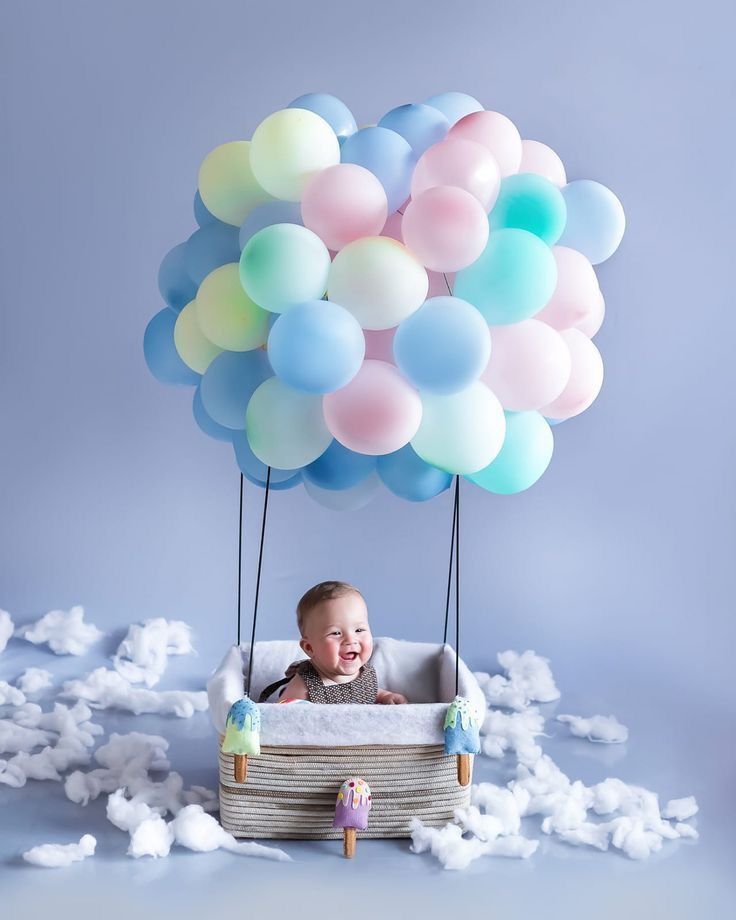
[339,652,359,661]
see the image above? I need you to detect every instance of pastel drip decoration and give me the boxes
[221,696,261,782]
[333,777,372,858]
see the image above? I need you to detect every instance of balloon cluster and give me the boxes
[145,91,625,509]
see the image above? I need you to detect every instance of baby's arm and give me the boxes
[280,672,309,701]
[376,688,407,705]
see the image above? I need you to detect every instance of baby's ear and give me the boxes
[299,637,312,657]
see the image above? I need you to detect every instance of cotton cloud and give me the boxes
[113,618,195,688]
[16,668,53,695]
[0,609,14,654]
[23,834,96,868]
[65,732,170,806]
[15,606,103,656]
[475,650,560,712]
[60,667,208,717]
[556,713,629,743]
[0,681,26,707]
[663,796,699,821]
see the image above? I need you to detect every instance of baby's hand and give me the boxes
[376,689,408,705]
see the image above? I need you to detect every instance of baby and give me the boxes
[266,581,407,705]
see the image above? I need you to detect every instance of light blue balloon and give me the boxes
[467,411,553,494]
[424,92,483,127]
[194,191,217,228]
[378,103,449,157]
[143,309,200,386]
[454,228,557,325]
[288,93,357,139]
[267,300,365,394]
[199,350,271,429]
[158,243,197,314]
[545,417,565,427]
[185,222,241,286]
[239,201,303,249]
[490,174,567,245]
[304,440,375,491]
[193,386,232,441]
[393,296,491,394]
[232,429,301,488]
[558,179,625,265]
[377,445,452,502]
[340,126,416,213]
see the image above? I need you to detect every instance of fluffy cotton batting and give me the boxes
[60,667,208,717]
[23,834,96,868]
[0,681,26,707]
[15,606,103,656]
[171,805,291,861]
[475,649,559,711]
[0,609,14,654]
[16,668,53,695]
[113,618,195,688]
[556,713,629,743]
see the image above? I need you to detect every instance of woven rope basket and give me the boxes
[218,740,473,839]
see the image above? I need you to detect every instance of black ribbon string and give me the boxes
[442,475,462,696]
[246,466,271,698]
[236,474,244,646]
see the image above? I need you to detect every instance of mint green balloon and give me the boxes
[467,410,553,494]
[490,174,567,244]
[239,223,330,313]
[454,228,557,325]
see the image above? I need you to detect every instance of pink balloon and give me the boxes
[427,270,455,297]
[402,186,489,273]
[482,320,572,411]
[535,247,600,330]
[449,111,522,177]
[541,329,604,420]
[363,327,396,363]
[519,140,567,187]
[323,360,422,455]
[411,138,500,212]
[301,164,388,251]
[576,288,605,338]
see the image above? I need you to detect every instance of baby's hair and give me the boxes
[296,581,363,635]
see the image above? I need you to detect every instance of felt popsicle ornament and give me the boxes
[333,777,372,858]
[221,697,261,783]
[443,696,480,786]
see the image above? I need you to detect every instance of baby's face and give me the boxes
[300,592,373,681]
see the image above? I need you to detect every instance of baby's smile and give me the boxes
[299,593,373,685]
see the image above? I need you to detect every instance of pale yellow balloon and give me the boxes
[198,141,272,227]
[328,236,428,330]
[250,109,340,201]
[174,300,223,374]
[195,264,269,351]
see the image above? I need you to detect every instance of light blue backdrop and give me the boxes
[1,0,734,914]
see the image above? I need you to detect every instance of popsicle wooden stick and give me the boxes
[457,753,470,786]
[343,827,357,858]
[234,753,248,783]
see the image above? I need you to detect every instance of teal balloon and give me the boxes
[158,243,197,314]
[378,103,449,157]
[200,350,271,429]
[304,440,375,491]
[193,386,232,441]
[377,445,452,502]
[185,222,241,286]
[558,179,626,265]
[467,411,553,495]
[454,228,557,325]
[424,92,483,126]
[490,174,567,244]
[144,309,200,386]
[232,429,301,488]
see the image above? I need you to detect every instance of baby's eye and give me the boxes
[356,628,367,633]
